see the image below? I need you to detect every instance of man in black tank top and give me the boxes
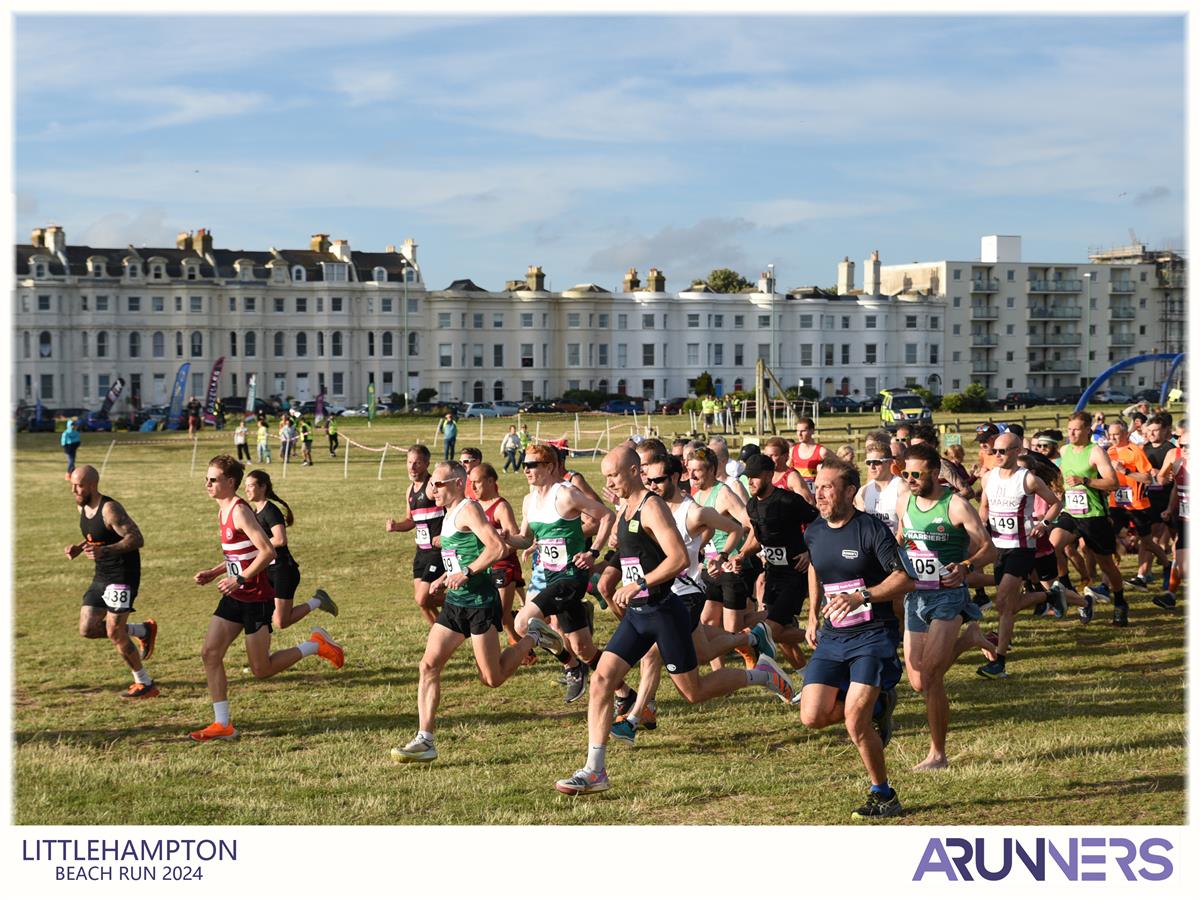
[385,444,446,625]
[555,448,794,796]
[64,466,159,699]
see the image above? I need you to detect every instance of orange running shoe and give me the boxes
[121,682,159,700]
[641,704,658,730]
[310,627,345,669]
[189,721,238,741]
[137,619,158,662]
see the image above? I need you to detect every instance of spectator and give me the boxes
[500,425,522,472]
[61,418,81,479]
[233,420,251,461]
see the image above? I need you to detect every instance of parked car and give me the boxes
[16,405,58,432]
[879,390,932,425]
[492,401,521,416]
[551,398,590,413]
[78,410,113,432]
[1003,391,1052,408]
[858,393,885,413]
[519,401,557,414]
[599,398,645,415]
[132,404,169,428]
[1132,388,1161,404]
[463,402,501,418]
[819,396,862,414]
[298,400,348,417]
[1053,390,1084,406]
[659,397,688,415]
[1094,389,1133,404]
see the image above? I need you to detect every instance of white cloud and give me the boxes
[585,218,757,282]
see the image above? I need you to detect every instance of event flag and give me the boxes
[202,357,225,425]
[98,376,125,416]
[367,382,377,423]
[245,373,257,419]
[165,362,190,430]
[315,389,326,424]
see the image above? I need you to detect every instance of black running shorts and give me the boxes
[267,561,302,601]
[763,567,807,626]
[994,548,1037,584]
[531,574,591,634]
[1110,507,1154,538]
[413,548,445,583]
[214,595,274,635]
[82,575,140,614]
[436,600,502,637]
[605,595,699,675]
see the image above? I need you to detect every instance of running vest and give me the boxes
[439,499,493,607]
[862,477,903,529]
[788,442,823,489]
[902,492,968,591]
[1174,457,1188,521]
[985,467,1036,550]
[1107,443,1152,510]
[254,501,295,567]
[483,498,521,567]
[1060,444,1105,518]
[669,496,704,597]
[697,481,742,557]
[79,495,139,584]
[219,499,273,602]
[527,482,587,583]
[617,493,668,607]
[772,467,792,490]
[408,479,444,550]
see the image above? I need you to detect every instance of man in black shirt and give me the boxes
[64,465,159,699]
[800,457,914,820]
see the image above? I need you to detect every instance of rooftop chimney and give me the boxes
[402,238,418,266]
[863,250,881,295]
[647,268,666,292]
[311,233,330,254]
[837,256,855,294]
[623,267,641,291]
[176,230,192,250]
[526,265,546,292]
[194,228,213,255]
[330,239,352,262]
[44,225,66,255]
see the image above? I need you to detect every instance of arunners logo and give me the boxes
[841,549,859,560]
[913,837,1173,882]
[666,664,677,672]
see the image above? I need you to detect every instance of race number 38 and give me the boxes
[102,583,132,612]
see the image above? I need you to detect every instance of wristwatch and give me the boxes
[964,562,975,574]
[636,577,649,592]
[859,588,873,603]
[235,574,246,586]
[463,565,473,578]
[587,547,600,558]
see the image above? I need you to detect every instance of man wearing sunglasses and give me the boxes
[385,444,446,626]
[1154,428,1187,609]
[459,447,482,500]
[1106,421,1170,592]
[977,432,1062,676]
[854,438,902,530]
[895,443,996,771]
[392,461,563,763]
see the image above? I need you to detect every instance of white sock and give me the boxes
[214,700,231,726]
[298,641,319,657]
[126,622,148,638]
[747,631,758,648]
[586,744,606,773]
[132,668,151,685]
[746,668,770,686]
[306,598,321,611]
[625,714,639,727]
[418,730,435,744]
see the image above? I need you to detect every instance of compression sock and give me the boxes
[305,597,321,611]
[1059,573,1075,592]
[214,700,231,726]
[126,622,148,638]
[586,652,604,671]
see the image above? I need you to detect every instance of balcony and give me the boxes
[970,333,998,346]
[970,305,999,319]
[1029,359,1082,373]
[1028,306,1082,319]
[970,360,999,373]
[1029,279,1083,292]
[1109,306,1136,319]
[971,278,999,292]
[1109,281,1135,293]
[1027,333,1082,347]
[1110,332,1135,346]
[1164,302,1186,320]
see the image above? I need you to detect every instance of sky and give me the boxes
[13,13,1186,293]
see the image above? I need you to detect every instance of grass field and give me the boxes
[12,412,1186,825]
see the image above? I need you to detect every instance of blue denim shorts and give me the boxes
[904,586,979,633]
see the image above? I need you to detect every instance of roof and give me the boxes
[443,279,488,292]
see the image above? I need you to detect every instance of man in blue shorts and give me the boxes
[800,456,915,820]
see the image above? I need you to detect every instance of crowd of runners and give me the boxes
[62,403,1187,820]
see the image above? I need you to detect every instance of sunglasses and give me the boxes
[865,458,890,466]
[1180,443,1190,450]
[522,461,547,469]
[644,475,671,485]
[205,476,223,485]
[899,470,926,481]
[431,478,462,488]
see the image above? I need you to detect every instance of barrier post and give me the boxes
[99,439,117,479]
[344,441,350,479]
[190,437,199,476]
[378,443,388,481]
[479,414,484,443]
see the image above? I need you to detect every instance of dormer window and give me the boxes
[151,263,165,280]
[185,262,200,280]
[374,267,388,283]
[33,262,47,279]
[322,262,348,282]
[404,268,417,283]
[125,262,141,279]
[87,257,107,278]
[272,266,286,283]
[236,260,257,282]
[292,266,306,282]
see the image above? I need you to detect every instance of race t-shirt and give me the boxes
[805,510,904,635]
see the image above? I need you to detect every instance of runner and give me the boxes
[459,448,482,500]
[764,436,813,500]
[507,442,616,703]
[326,415,339,458]
[896,443,996,770]
[733,453,820,672]
[854,437,902,529]
[1141,416,1176,588]
[64,465,158,699]
[190,455,343,741]
[469,461,529,651]
[391,461,563,763]
[299,418,314,466]
[385,444,446,625]
[554,447,792,795]
[799,456,914,819]
[975,432,1062,676]
[1153,428,1187,609]
[707,436,750,503]
[1106,421,1171,590]
[256,418,271,463]
[788,417,829,494]
[909,424,972,497]
[244,469,339,629]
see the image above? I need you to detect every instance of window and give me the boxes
[96,295,109,311]
[82,374,89,399]
[191,331,203,357]
[841,344,850,365]
[175,332,183,357]
[1006,324,1015,335]
[642,344,655,366]
[799,314,813,329]
[567,344,581,367]
[124,296,141,313]
[439,343,452,367]
[905,315,918,329]
[228,297,237,313]
[39,330,52,358]
[472,343,484,367]
[407,331,418,356]
[382,332,394,356]
[598,313,610,328]
[734,344,744,366]
[930,344,939,364]
[865,344,877,364]
[373,267,388,283]
[823,344,834,366]
[713,314,724,328]
[331,297,343,312]
[953,296,961,307]
[1007,296,1015,308]
[952,379,961,390]
[642,314,655,330]
[332,372,344,395]
[296,333,308,357]
[713,344,724,366]
[493,345,503,367]
[190,296,203,313]
[22,331,30,358]
[314,331,323,356]
[905,343,917,364]
[1006,351,1015,362]
[97,331,108,358]
[930,316,940,329]
[273,297,285,313]
[617,344,627,368]
[175,296,182,312]
[641,379,655,399]
[800,343,813,366]
[296,298,307,313]
[473,313,484,329]
[820,315,834,329]
[864,314,876,329]
[129,332,141,358]
[598,344,608,366]
[274,332,285,357]
[520,312,533,329]
[407,297,419,314]
[568,312,581,328]
[40,374,54,400]
[953,269,961,280]
[952,351,961,362]
[438,312,451,329]
[952,324,961,335]
[152,296,164,312]
[841,316,850,330]
[521,344,534,368]
[687,343,700,366]
[758,315,770,328]
[126,262,140,279]
[368,333,376,357]
[618,314,628,330]
[688,313,700,328]
[332,331,343,356]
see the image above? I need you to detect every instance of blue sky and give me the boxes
[14,14,1185,292]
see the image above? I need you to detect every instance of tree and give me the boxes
[694,371,715,397]
[704,268,751,294]
[416,387,437,403]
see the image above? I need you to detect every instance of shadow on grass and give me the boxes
[906,773,1185,818]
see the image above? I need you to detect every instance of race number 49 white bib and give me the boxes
[538,538,568,572]
[989,513,1020,548]
[620,557,650,600]
[908,550,942,591]
[102,583,132,612]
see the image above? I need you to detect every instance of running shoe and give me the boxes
[1087,583,1111,602]
[614,689,638,719]
[1124,575,1148,591]
[611,717,637,745]
[390,734,437,762]
[313,588,339,617]
[1032,601,1048,617]
[641,703,658,730]
[121,682,159,700]
[754,655,794,703]
[310,627,345,668]
[563,662,588,703]
[749,622,776,661]
[1112,605,1129,628]
[526,618,564,657]
[1080,592,1095,624]
[555,768,609,795]
[137,618,158,662]
[189,721,238,742]
[851,789,904,820]
[873,686,898,748]
[976,658,1008,679]
[1152,591,1177,610]
[1047,581,1068,619]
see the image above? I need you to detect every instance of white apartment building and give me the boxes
[13,226,946,412]
[880,235,1186,399]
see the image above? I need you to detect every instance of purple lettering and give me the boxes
[1110,838,1137,880]
[1047,838,1078,879]
[1080,837,1106,882]
[1014,838,1046,881]
[976,837,1014,882]
[1138,839,1173,881]
[912,839,958,881]
[946,838,975,881]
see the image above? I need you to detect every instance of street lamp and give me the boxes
[403,261,410,411]
[767,263,776,371]
[1082,272,1092,390]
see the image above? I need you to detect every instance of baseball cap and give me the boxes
[974,423,1000,443]
[744,454,775,479]
[739,442,761,462]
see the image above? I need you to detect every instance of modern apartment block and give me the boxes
[880,235,1186,399]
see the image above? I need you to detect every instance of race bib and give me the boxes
[224,558,242,579]
[703,541,721,563]
[440,548,462,575]
[620,556,649,599]
[823,578,872,628]
[538,538,568,572]
[989,513,1020,547]
[908,550,942,591]
[102,583,132,612]
[1179,490,1188,519]
[1064,489,1088,515]
[415,523,432,550]
[1114,487,1134,508]
[762,545,789,567]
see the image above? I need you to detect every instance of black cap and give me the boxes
[974,423,1000,443]
[744,454,775,479]
[739,442,760,462]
